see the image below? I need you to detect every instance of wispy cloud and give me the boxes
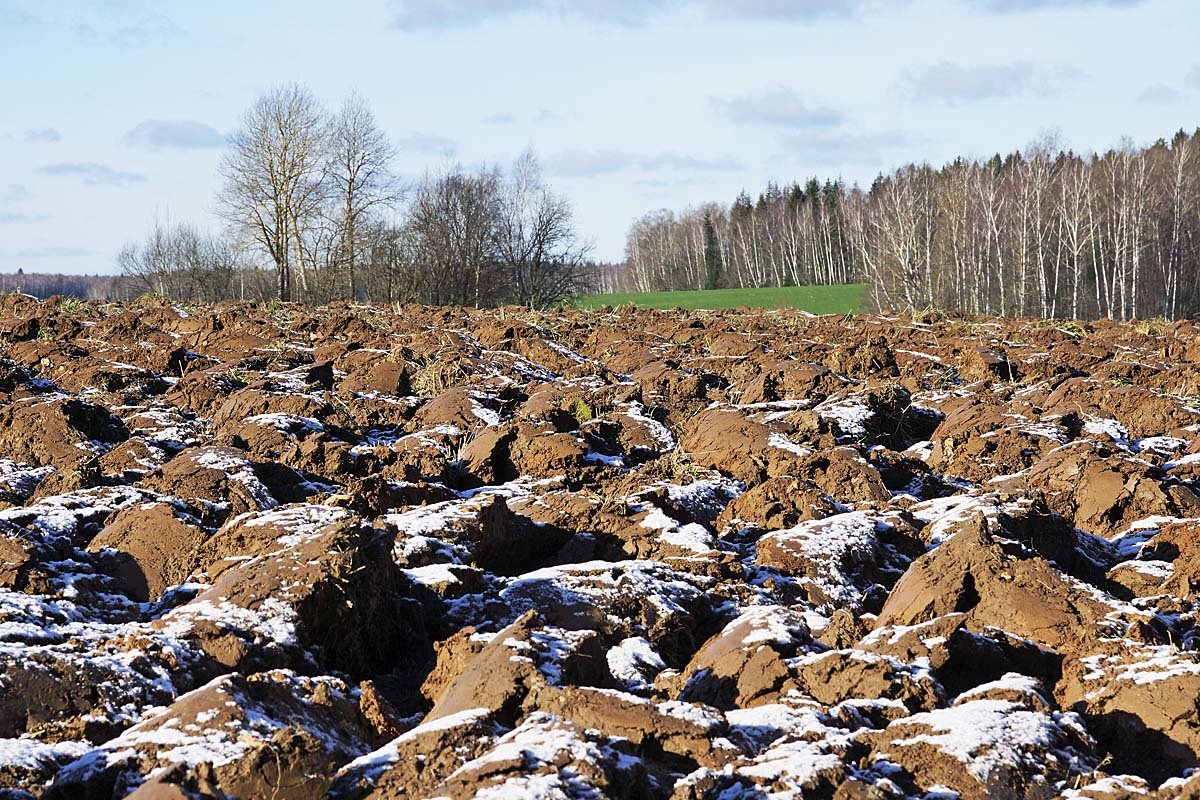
[481,109,564,125]
[1186,65,1200,92]
[712,87,846,128]
[71,10,183,47]
[393,0,661,29]
[394,131,458,156]
[123,119,225,149]
[708,0,870,22]
[1137,83,1184,105]
[962,0,1142,12]
[0,3,43,30]
[38,162,148,187]
[482,113,518,125]
[544,149,637,177]
[635,175,708,189]
[900,61,1085,105]
[0,212,51,225]
[2,184,33,205]
[778,129,927,168]
[25,127,61,143]
[15,244,95,259]
[544,148,744,177]
[391,0,869,30]
[640,152,745,172]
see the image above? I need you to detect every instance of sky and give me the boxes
[1,0,1198,275]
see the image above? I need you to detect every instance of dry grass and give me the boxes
[411,356,469,397]
[661,446,707,484]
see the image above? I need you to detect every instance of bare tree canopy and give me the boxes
[117,219,242,302]
[120,85,593,308]
[217,83,329,302]
[328,91,399,300]
[494,150,593,307]
[402,165,501,306]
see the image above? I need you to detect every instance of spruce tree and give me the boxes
[703,211,721,290]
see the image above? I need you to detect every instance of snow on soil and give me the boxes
[1,301,1198,797]
[885,699,1091,785]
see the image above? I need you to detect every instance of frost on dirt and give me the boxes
[885,699,1093,784]
[447,712,625,793]
[501,560,711,634]
[53,672,362,785]
[4,301,1200,796]
[718,604,811,649]
[0,460,55,499]
[334,707,495,784]
[814,395,874,439]
[0,486,150,541]
[758,511,887,610]
[768,431,811,457]
[158,596,300,651]
[635,503,717,554]
[0,738,90,772]
[241,502,350,546]
[1079,645,1200,689]
[242,413,326,433]
[189,448,277,509]
[606,636,666,691]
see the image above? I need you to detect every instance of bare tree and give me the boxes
[118,219,241,302]
[218,83,329,301]
[493,150,593,306]
[403,166,501,306]
[328,91,399,301]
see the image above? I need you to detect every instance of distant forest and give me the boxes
[0,271,133,301]
[616,129,1200,320]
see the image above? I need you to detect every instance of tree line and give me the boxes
[616,179,857,295]
[0,271,130,301]
[618,129,1200,320]
[120,84,595,307]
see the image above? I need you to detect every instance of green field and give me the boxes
[571,284,865,313]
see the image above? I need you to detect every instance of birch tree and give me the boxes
[218,83,329,302]
[328,91,398,301]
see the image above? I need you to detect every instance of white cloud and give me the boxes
[901,62,1085,105]
[25,127,61,143]
[0,212,51,224]
[394,131,458,156]
[482,113,518,125]
[1137,83,1185,105]
[963,0,1142,11]
[123,119,225,149]
[391,0,868,29]
[2,184,33,204]
[777,129,927,168]
[1186,65,1200,92]
[544,148,744,177]
[38,162,147,187]
[712,88,846,128]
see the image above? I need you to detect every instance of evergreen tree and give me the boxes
[703,211,721,290]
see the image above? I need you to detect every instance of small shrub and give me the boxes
[138,291,170,306]
[58,297,89,315]
[912,305,946,324]
[566,397,593,425]
[1134,319,1168,337]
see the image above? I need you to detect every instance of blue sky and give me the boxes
[1,0,1197,274]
